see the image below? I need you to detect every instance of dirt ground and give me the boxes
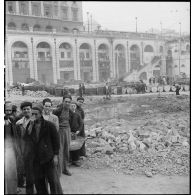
[7,91,190,194]
[18,167,189,194]
[61,167,189,194]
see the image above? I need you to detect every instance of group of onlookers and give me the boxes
[4,95,86,194]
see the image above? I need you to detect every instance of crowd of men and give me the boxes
[4,95,86,194]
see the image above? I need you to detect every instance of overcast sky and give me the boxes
[82,1,190,34]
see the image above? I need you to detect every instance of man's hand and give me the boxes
[76,130,80,135]
[53,155,58,167]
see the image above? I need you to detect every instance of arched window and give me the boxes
[21,23,29,31]
[46,25,53,32]
[144,45,154,52]
[159,46,163,53]
[8,22,16,30]
[63,27,69,32]
[186,44,190,52]
[33,24,41,31]
[72,28,79,32]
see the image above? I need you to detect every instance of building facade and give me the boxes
[5,1,190,85]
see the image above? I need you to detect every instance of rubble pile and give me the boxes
[83,116,189,176]
[25,90,52,98]
[9,88,52,98]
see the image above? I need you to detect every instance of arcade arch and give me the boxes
[36,42,53,84]
[11,41,30,83]
[98,44,110,82]
[79,43,93,82]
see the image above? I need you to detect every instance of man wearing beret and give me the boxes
[16,101,34,194]
[28,104,63,194]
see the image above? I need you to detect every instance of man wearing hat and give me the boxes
[76,97,86,157]
[16,101,34,193]
[27,104,63,194]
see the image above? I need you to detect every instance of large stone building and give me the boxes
[5,1,190,85]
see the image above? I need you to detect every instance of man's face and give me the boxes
[31,109,42,122]
[63,98,71,108]
[22,106,32,118]
[5,104,12,116]
[43,102,52,114]
[70,103,77,111]
[77,100,84,107]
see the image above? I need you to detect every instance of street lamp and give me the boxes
[160,22,162,39]
[135,17,137,33]
[87,12,89,33]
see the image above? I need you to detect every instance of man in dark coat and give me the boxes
[175,84,181,95]
[69,101,83,166]
[53,95,73,176]
[16,102,34,193]
[4,103,18,194]
[29,104,63,194]
[76,97,86,157]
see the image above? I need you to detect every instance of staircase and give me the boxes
[123,56,161,82]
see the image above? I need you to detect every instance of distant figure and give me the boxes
[105,82,111,99]
[21,85,25,96]
[175,84,181,95]
[79,83,83,97]
[63,88,69,96]
[82,83,85,95]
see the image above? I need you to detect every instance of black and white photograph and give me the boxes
[4,1,191,194]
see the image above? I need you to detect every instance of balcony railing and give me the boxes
[37,57,52,61]
[12,57,29,61]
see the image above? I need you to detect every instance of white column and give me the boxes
[32,40,38,80]
[16,1,19,14]
[55,42,60,80]
[28,39,34,79]
[51,40,57,84]
[77,41,81,80]
[128,41,131,71]
[73,39,78,80]
[125,45,128,72]
[41,1,44,16]
[28,1,32,15]
[92,41,97,82]
[95,40,99,81]
[109,42,114,78]
[7,41,13,85]
[140,42,144,65]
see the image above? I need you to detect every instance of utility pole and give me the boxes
[135,17,137,33]
[87,12,89,33]
[179,22,181,76]
[90,14,92,32]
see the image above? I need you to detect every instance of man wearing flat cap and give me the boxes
[26,104,63,194]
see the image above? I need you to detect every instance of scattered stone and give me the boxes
[144,170,153,177]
